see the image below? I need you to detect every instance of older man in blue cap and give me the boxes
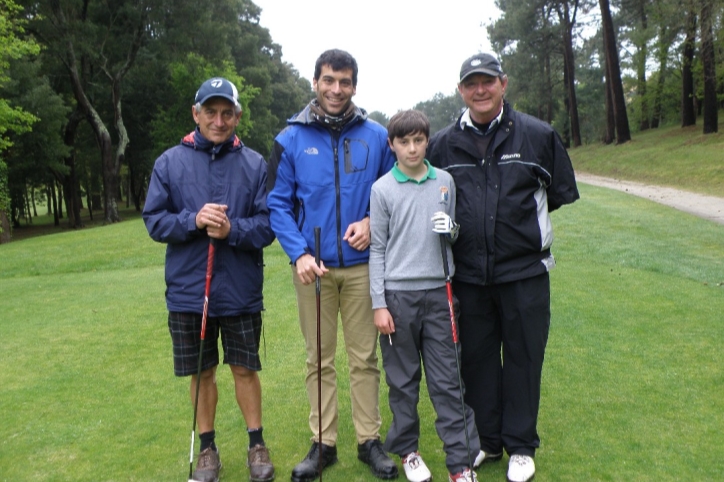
[144,77,276,482]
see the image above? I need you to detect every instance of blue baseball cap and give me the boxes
[194,77,239,107]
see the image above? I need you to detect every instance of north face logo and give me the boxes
[304,147,319,155]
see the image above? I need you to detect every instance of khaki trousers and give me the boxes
[292,263,381,445]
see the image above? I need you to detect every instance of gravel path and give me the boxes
[576,173,724,225]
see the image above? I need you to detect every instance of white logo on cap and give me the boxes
[211,79,223,88]
[471,59,482,66]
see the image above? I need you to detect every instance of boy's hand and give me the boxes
[431,211,459,238]
[374,308,395,335]
[343,217,370,251]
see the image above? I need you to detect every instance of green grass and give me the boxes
[1,183,723,481]
[569,123,724,197]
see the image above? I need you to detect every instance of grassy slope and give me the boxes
[569,124,724,197]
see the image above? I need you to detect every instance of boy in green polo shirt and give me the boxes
[369,110,480,482]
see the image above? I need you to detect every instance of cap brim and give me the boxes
[197,94,237,106]
[460,68,502,82]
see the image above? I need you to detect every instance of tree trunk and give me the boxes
[31,189,38,217]
[86,179,94,222]
[636,0,649,131]
[681,6,697,127]
[62,107,84,229]
[651,25,671,129]
[48,182,58,226]
[23,185,32,225]
[57,182,64,219]
[700,0,717,134]
[604,71,615,144]
[559,0,582,147]
[49,0,150,224]
[545,53,554,124]
[600,0,631,144]
[0,211,10,244]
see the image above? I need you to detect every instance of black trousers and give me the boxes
[453,273,550,458]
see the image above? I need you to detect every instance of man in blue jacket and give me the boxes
[267,49,398,482]
[427,53,579,482]
[143,77,275,482]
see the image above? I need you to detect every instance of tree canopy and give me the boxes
[1,0,722,242]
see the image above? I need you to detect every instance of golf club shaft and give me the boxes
[189,238,216,480]
[439,234,473,471]
[314,227,323,481]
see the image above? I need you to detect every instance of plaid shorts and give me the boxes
[168,311,262,376]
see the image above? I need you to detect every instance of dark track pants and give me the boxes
[381,287,480,473]
[453,273,550,458]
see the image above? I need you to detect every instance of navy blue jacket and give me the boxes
[267,104,395,267]
[143,130,274,315]
[427,102,579,285]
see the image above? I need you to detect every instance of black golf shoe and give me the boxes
[291,442,337,482]
[357,439,399,479]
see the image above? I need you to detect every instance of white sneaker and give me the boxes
[402,451,432,482]
[507,454,535,482]
[473,449,503,468]
[448,468,477,482]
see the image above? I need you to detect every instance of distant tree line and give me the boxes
[0,0,721,242]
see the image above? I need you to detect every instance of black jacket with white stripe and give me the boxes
[427,101,579,286]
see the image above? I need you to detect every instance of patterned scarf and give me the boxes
[309,99,357,130]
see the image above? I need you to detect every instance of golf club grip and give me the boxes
[201,239,216,340]
[439,234,450,278]
[314,226,321,290]
[440,235,459,343]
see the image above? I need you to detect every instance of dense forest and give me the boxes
[0,0,722,242]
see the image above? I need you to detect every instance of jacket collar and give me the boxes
[288,102,367,129]
[181,128,242,154]
[458,103,505,135]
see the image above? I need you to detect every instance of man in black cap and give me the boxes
[144,77,275,482]
[427,53,579,482]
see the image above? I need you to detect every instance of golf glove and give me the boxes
[431,211,459,238]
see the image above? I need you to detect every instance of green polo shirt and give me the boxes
[391,159,436,184]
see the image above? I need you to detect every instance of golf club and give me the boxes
[314,226,323,482]
[188,238,216,482]
[439,234,474,472]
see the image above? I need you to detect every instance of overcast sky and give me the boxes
[252,0,502,117]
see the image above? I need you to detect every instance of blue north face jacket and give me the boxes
[143,129,274,316]
[266,104,395,267]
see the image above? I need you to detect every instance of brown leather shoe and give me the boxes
[248,443,275,482]
[191,447,222,482]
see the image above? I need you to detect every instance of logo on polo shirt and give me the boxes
[439,186,449,204]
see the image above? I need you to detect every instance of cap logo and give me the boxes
[211,79,223,88]
[471,59,482,67]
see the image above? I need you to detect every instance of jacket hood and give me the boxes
[181,128,243,152]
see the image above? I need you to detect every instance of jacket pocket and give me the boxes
[344,138,370,174]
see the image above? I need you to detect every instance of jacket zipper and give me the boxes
[333,133,344,266]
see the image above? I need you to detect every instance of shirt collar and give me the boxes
[391,159,436,184]
[459,106,504,135]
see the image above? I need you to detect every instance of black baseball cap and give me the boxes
[459,53,504,82]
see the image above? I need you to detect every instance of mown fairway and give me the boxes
[1,181,723,481]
